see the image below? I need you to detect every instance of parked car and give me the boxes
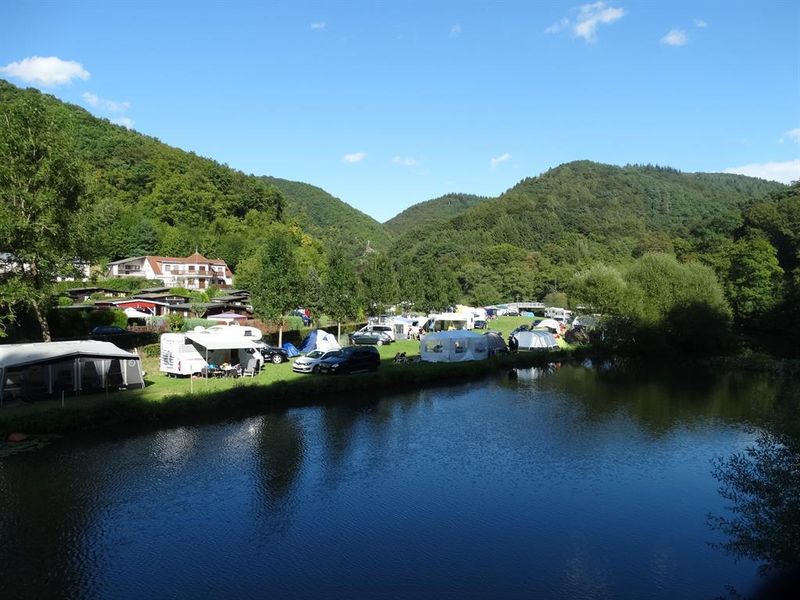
[292,310,312,327]
[350,330,393,346]
[352,324,395,341]
[318,346,380,374]
[258,345,290,364]
[90,325,128,335]
[474,319,487,329]
[292,349,337,374]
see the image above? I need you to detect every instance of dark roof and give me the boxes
[139,287,170,293]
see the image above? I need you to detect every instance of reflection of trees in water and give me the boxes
[514,361,781,435]
[709,422,800,576]
[0,446,108,598]
[254,412,305,524]
[708,382,800,572]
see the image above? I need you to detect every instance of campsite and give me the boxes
[0,315,571,432]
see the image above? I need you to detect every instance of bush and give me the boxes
[182,318,217,331]
[141,343,161,358]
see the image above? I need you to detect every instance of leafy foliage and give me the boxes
[384,193,490,235]
[0,90,86,340]
[263,176,392,258]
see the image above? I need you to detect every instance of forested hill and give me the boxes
[384,193,491,235]
[391,160,784,305]
[262,176,392,257]
[0,79,387,268]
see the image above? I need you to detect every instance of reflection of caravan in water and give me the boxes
[425,312,475,332]
[159,325,264,376]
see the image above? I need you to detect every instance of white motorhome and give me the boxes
[159,333,208,376]
[545,307,572,321]
[159,325,264,376]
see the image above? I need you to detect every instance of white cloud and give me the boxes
[82,91,130,113]
[111,117,134,129]
[693,19,708,28]
[342,152,366,163]
[490,153,512,168]
[723,160,800,184]
[661,29,688,46]
[450,24,461,38]
[311,22,326,30]
[0,56,89,86]
[545,3,626,43]
[392,156,418,167]
[545,18,570,34]
[779,128,800,144]
[574,2,626,42]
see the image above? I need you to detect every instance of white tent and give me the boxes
[514,330,559,352]
[420,330,489,363]
[0,340,144,405]
[535,318,562,334]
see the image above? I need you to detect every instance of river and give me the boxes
[1,361,795,599]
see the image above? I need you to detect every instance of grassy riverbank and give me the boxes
[0,317,573,436]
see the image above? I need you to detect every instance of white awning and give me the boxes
[185,332,262,351]
[0,341,138,370]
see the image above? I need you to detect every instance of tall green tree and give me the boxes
[569,264,627,315]
[322,248,361,338]
[724,235,784,321]
[0,93,85,341]
[235,224,303,346]
[360,254,398,315]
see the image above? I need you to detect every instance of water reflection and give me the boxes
[0,362,795,599]
[254,412,305,517]
[707,376,800,573]
[505,360,782,435]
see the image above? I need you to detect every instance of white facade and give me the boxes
[106,253,233,290]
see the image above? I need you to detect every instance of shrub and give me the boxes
[141,343,161,358]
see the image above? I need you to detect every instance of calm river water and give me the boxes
[0,361,795,599]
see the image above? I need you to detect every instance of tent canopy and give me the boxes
[535,318,561,332]
[0,340,138,370]
[484,332,508,354]
[420,330,488,363]
[299,329,341,353]
[186,332,261,351]
[514,330,558,351]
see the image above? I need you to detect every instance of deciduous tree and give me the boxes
[0,93,85,340]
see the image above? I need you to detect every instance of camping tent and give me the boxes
[535,318,562,335]
[0,340,144,405]
[484,332,509,356]
[420,330,488,363]
[299,329,341,353]
[513,330,559,352]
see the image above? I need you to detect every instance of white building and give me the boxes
[106,252,233,290]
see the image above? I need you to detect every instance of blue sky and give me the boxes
[3,1,799,221]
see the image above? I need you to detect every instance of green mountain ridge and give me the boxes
[262,176,392,257]
[390,160,784,305]
[384,193,491,235]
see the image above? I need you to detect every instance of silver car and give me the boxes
[292,350,336,374]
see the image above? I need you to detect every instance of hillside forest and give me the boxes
[1,80,798,356]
